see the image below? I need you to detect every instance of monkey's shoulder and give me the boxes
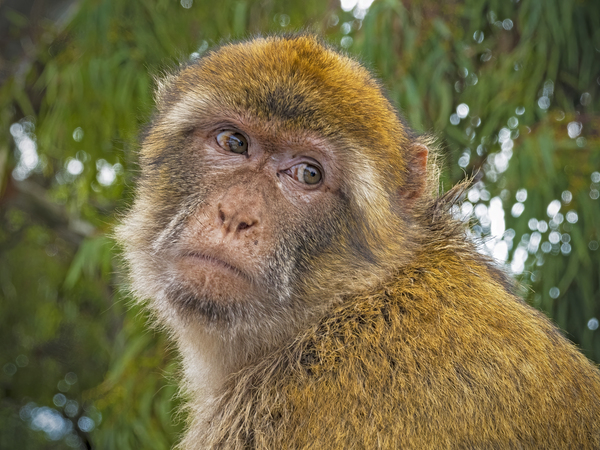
[214,263,600,448]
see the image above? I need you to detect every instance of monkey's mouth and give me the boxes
[178,251,250,281]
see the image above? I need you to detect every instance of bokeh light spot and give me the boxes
[565,211,578,224]
[567,121,582,138]
[515,188,527,202]
[456,103,469,118]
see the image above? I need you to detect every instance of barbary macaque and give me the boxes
[117,35,600,448]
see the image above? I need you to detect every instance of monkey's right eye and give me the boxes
[216,131,248,154]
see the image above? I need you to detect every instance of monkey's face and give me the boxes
[122,112,360,333]
[151,119,348,329]
[118,36,424,335]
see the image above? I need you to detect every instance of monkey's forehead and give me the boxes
[160,35,408,147]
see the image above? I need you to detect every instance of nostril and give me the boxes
[217,204,257,233]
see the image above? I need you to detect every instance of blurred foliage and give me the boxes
[0,0,598,448]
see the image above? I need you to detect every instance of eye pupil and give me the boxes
[302,165,322,185]
[228,136,243,152]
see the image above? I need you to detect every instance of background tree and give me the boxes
[0,0,598,448]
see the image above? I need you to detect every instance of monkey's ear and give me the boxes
[398,143,429,204]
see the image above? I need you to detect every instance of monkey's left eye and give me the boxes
[216,131,248,154]
[288,163,322,185]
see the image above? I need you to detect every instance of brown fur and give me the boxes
[117,35,600,449]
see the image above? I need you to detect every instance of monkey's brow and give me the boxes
[180,108,298,137]
[188,116,335,154]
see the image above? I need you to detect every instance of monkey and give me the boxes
[117,34,600,449]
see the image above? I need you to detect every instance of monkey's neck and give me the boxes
[176,325,232,396]
[175,320,281,402]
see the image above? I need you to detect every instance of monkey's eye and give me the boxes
[288,163,322,185]
[216,131,248,154]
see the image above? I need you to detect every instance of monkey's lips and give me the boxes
[176,251,251,284]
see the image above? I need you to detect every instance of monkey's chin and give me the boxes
[161,249,299,330]
[164,253,276,330]
[164,285,250,327]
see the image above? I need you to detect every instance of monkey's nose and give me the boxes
[217,205,258,234]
